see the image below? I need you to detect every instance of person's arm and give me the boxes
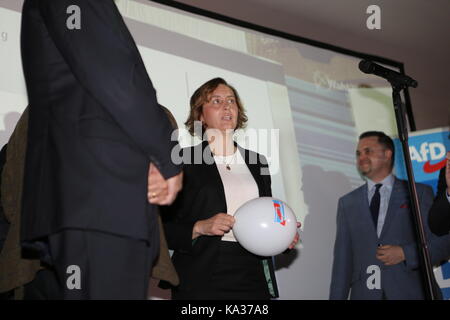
[159,203,196,252]
[437,153,450,202]
[0,144,9,253]
[391,185,431,270]
[192,213,234,239]
[162,201,234,250]
[397,184,450,269]
[420,184,450,265]
[37,0,181,178]
[436,152,450,202]
[429,161,450,236]
[379,184,450,270]
[157,161,197,253]
[163,220,197,252]
[376,245,405,266]
[329,198,352,300]
[429,194,450,236]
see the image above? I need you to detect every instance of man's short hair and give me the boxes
[359,131,395,168]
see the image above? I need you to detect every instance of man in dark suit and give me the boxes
[330,131,450,299]
[20,0,182,299]
[0,144,13,300]
[0,144,7,255]
[429,151,450,236]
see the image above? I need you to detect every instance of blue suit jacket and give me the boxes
[330,177,450,300]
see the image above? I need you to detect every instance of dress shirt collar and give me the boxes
[367,173,395,192]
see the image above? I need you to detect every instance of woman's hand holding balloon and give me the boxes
[192,213,235,239]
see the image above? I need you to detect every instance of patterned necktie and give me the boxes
[370,183,383,228]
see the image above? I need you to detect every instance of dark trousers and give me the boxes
[173,241,271,300]
[25,229,156,300]
[24,268,61,300]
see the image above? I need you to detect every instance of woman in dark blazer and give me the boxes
[161,78,298,300]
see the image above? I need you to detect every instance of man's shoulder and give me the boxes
[339,184,366,202]
[394,178,432,193]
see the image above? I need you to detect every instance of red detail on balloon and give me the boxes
[273,202,286,225]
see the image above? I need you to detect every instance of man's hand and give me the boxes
[147,163,182,205]
[376,245,405,266]
[161,171,183,206]
[148,163,168,204]
[192,213,235,239]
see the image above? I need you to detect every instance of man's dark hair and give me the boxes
[359,131,395,168]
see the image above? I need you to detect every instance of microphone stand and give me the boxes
[390,80,437,300]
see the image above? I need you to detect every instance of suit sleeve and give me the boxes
[436,167,447,197]
[159,155,197,253]
[38,0,181,178]
[160,191,196,253]
[420,185,450,265]
[0,145,9,252]
[403,185,450,270]
[429,168,450,236]
[329,198,352,300]
[259,154,272,197]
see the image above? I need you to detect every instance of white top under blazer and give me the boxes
[213,150,259,242]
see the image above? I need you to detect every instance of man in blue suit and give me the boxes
[330,131,450,300]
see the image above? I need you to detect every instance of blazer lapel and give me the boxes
[199,142,267,213]
[237,145,267,197]
[379,178,405,240]
[199,141,228,212]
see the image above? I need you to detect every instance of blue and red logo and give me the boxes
[273,200,286,226]
[394,129,449,194]
[423,157,447,173]
[393,129,450,300]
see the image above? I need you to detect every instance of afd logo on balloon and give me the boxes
[272,200,286,226]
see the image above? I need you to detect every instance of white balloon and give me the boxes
[233,197,297,256]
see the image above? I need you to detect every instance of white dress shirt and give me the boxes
[367,174,395,238]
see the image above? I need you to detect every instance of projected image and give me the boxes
[0,7,27,146]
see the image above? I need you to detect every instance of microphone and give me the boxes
[358,60,418,88]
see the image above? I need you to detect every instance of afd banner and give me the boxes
[393,127,450,300]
